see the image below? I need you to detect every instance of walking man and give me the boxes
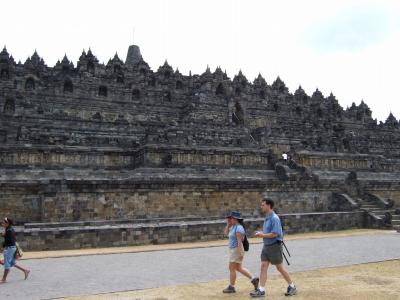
[250,198,297,297]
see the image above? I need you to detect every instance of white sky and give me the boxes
[1,0,400,121]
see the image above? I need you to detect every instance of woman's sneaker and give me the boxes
[223,285,236,293]
[250,288,265,297]
[285,285,297,296]
[251,277,259,290]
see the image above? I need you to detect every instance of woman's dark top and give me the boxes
[3,226,16,248]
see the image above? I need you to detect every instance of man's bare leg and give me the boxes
[259,261,270,288]
[250,261,269,296]
[276,263,292,284]
[276,263,297,296]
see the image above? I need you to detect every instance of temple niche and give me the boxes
[175,80,183,90]
[0,68,9,80]
[163,91,172,102]
[25,77,35,90]
[235,87,242,96]
[98,86,108,97]
[232,102,245,125]
[148,76,156,87]
[87,61,94,73]
[63,80,73,93]
[0,47,14,81]
[216,83,225,96]
[259,90,266,99]
[92,112,102,121]
[132,89,141,100]
[3,98,15,115]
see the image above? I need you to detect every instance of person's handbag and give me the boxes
[14,242,24,259]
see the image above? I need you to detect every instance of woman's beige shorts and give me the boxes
[229,248,243,263]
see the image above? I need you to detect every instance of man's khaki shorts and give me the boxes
[229,247,243,263]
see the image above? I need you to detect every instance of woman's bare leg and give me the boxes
[15,264,30,279]
[1,269,10,283]
[1,260,30,279]
[229,262,237,286]
[236,264,253,279]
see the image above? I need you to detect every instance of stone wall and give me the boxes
[135,145,271,169]
[0,145,271,169]
[16,211,365,251]
[39,190,265,222]
[0,188,42,223]
[263,191,334,213]
[296,151,400,172]
[3,143,400,172]
[298,154,371,170]
[0,146,134,169]
[1,178,341,224]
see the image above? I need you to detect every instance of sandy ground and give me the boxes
[21,229,390,260]
[62,260,400,300]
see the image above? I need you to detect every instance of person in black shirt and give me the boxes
[1,217,30,283]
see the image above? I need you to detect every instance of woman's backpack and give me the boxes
[235,225,250,252]
[243,235,249,251]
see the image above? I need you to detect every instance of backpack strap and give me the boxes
[234,224,244,241]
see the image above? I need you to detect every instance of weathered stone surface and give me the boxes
[1,44,400,249]
[1,45,399,155]
[17,211,364,251]
[0,167,341,223]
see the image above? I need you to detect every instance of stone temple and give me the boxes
[0,45,399,250]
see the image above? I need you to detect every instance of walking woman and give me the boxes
[223,211,259,293]
[1,217,30,283]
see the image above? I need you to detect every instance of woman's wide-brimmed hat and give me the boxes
[226,211,243,220]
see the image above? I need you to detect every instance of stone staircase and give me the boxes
[332,192,400,231]
[359,194,400,231]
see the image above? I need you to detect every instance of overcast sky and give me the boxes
[1,0,400,121]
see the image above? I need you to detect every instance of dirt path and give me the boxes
[64,260,400,300]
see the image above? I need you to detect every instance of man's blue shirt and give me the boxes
[263,211,283,245]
